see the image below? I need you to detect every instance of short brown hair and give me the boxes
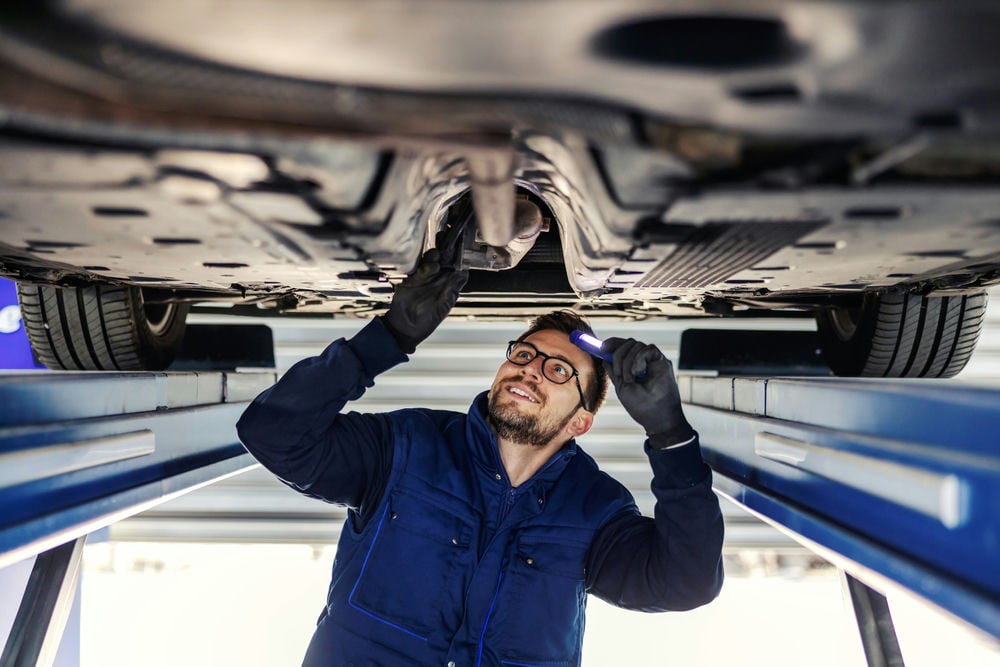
[516,310,610,413]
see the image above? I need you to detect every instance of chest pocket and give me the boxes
[493,531,590,666]
[349,487,474,640]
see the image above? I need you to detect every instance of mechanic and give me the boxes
[236,249,725,667]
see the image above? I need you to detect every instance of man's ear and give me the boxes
[567,410,594,438]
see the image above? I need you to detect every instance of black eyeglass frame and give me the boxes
[505,340,591,412]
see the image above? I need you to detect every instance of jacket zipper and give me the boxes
[498,486,517,525]
[475,559,506,667]
[480,476,534,665]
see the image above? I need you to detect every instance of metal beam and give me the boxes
[681,375,1000,641]
[843,572,905,667]
[0,371,274,569]
[0,537,84,667]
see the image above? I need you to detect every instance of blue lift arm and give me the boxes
[682,375,1000,643]
[0,371,273,569]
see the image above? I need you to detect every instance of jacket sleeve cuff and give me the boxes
[647,422,697,450]
[347,317,410,379]
[645,432,710,489]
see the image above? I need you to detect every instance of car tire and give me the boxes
[16,283,189,371]
[815,290,988,378]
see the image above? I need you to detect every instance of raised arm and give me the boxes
[236,317,404,512]
[236,249,467,519]
[585,338,725,611]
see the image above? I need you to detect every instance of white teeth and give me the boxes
[510,387,537,402]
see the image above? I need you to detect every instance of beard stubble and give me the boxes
[487,384,577,447]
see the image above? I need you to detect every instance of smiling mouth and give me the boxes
[506,385,540,403]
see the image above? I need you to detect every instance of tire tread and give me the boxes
[818,290,988,378]
[15,283,187,371]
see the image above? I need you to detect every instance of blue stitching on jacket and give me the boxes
[348,503,429,642]
[476,562,506,667]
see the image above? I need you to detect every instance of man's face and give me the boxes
[487,329,594,447]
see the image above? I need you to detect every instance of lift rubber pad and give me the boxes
[171,324,275,371]
[679,329,831,376]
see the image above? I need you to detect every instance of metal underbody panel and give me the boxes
[2,2,1000,318]
[2,138,1000,318]
[44,1,1000,137]
[682,375,1000,641]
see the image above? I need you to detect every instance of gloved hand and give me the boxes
[382,249,469,353]
[603,337,689,437]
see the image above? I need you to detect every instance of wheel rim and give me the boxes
[827,306,861,341]
[140,291,178,337]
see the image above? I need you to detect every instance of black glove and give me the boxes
[603,337,689,437]
[382,249,469,353]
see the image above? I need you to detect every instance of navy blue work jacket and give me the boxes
[237,318,724,667]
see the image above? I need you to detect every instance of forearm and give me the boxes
[646,434,725,606]
[587,431,725,612]
[236,317,406,504]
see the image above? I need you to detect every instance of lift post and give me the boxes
[0,537,85,667]
[681,375,1000,643]
[843,571,905,667]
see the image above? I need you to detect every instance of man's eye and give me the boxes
[551,363,570,377]
[514,349,534,361]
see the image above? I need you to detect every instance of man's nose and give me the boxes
[519,357,545,380]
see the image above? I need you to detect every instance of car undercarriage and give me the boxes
[1,1,998,374]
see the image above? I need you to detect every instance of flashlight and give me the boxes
[570,329,648,379]
[570,330,613,362]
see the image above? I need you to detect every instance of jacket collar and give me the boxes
[466,391,577,488]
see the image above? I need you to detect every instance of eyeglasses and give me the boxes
[505,340,589,411]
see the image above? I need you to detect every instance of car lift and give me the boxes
[681,374,1000,665]
[0,370,274,667]
[1,370,998,666]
